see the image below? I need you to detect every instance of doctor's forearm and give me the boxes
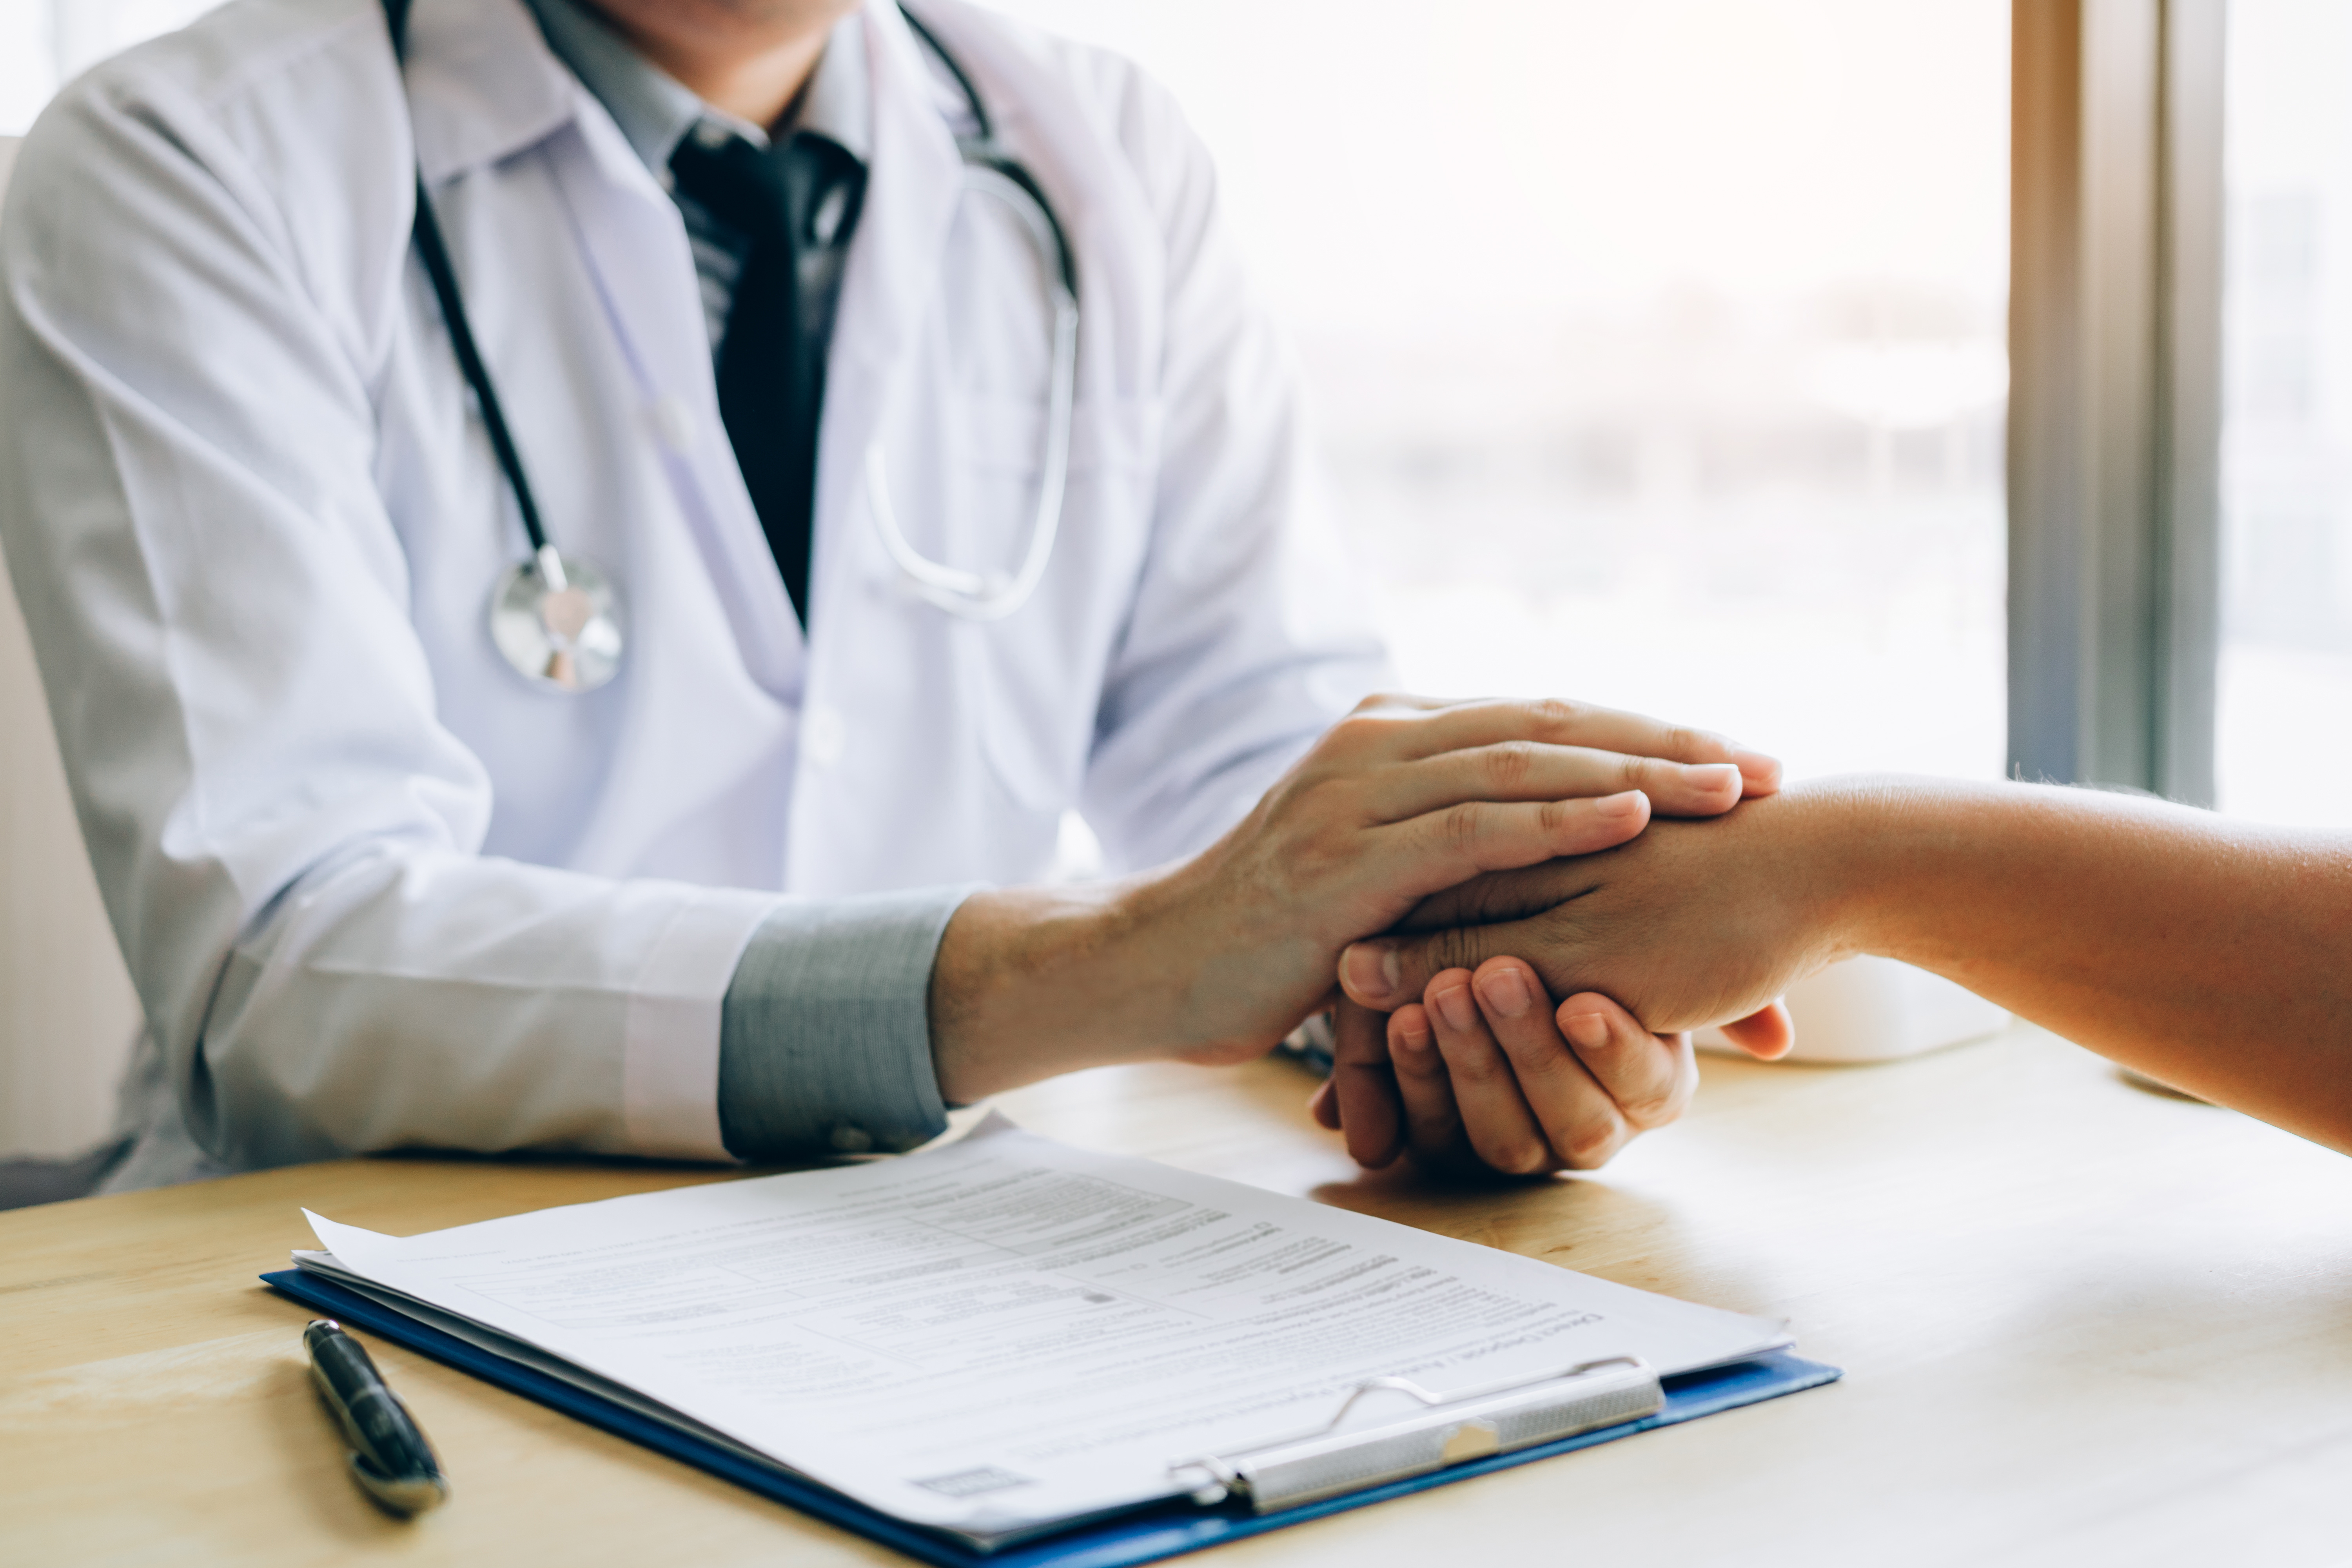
[926,875,1258,1103]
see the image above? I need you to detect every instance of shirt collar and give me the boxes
[523,0,872,172]
[795,15,872,163]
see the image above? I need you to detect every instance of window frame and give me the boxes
[2007,0,2226,803]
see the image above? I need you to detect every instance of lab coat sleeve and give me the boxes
[1075,61,1396,871]
[0,49,784,1171]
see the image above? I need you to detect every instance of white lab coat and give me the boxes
[0,0,1388,1181]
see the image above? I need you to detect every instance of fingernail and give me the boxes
[1561,1011,1611,1051]
[1593,789,1645,818]
[1398,1015,1433,1053]
[1475,965,1531,1019]
[1342,943,1400,1003]
[1730,748,1781,779]
[1432,983,1477,1033]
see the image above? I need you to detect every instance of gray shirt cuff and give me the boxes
[717,885,982,1161]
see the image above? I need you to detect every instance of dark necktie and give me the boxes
[669,130,866,627]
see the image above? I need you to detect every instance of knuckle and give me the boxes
[1437,801,1488,858]
[1396,1049,1450,1085]
[1661,724,1706,760]
[1615,751,1654,790]
[1470,1130,1544,1175]
[1528,697,1585,732]
[1434,928,1483,975]
[1326,714,1382,754]
[1619,1092,1681,1129]
[1451,1055,1510,1092]
[1498,1140,1553,1176]
[1500,1036,1577,1087]
[1484,741,1539,791]
[1564,1119,1626,1169]
[1355,692,1419,726]
[1620,1071,1695,1128]
[1293,774,1354,823]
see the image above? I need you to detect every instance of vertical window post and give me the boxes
[2008,0,2225,802]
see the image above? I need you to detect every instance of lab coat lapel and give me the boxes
[808,3,965,626]
[403,0,808,696]
[539,103,809,697]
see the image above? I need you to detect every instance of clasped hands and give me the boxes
[1294,698,1797,1180]
[931,692,1800,1180]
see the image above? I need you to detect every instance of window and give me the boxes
[2217,0,2352,828]
[994,0,2013,781]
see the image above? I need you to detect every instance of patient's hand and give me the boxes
[1309,964,1712,1173]
[1335,792,1839,1043]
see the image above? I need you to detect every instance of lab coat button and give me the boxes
[650,395,696,453]
[804,705,846,768]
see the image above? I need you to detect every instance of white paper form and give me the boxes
[304,1116,1784,1536]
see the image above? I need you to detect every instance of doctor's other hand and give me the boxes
[1307,968,1713,1175]
[929,695,1779,1104]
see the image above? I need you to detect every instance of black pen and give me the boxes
[305,1318,449,1515]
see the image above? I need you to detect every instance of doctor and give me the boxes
[0,0,1777,1191]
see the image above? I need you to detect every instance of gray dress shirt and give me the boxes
[526,0,969,1160]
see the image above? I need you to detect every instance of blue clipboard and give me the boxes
[265,1268,1838,1566]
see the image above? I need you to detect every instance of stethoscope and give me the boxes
[384,0,1080,694]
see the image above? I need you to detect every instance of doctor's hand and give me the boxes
[928,695,1779,1104]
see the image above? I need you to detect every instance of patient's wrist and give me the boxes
[1791,774,1989,967]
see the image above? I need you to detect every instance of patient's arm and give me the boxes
[1333,777,2352,1155]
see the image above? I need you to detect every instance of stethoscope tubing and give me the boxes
[865,162,1080,621]
[384,0,554,565]
[387,0,1082,649]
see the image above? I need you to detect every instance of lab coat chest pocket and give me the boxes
[937,391,1160,814]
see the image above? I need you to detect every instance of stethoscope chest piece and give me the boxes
[490,545,625,693]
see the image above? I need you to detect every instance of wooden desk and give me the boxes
[5,1027,2350,1566]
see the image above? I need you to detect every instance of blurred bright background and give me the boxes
[5,0,2350,820]
[2218,0,2352,828]
[993,0,2014,786]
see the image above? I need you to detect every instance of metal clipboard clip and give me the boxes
[1168,1356,1664,1514]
